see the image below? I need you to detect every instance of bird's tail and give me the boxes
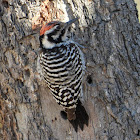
[65,108,76,121]
[62,100,89,132]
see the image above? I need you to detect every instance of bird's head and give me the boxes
[39,18,78,49]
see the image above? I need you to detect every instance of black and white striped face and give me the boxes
[39,18,78,49]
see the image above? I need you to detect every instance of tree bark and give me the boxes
[0,0,140,140]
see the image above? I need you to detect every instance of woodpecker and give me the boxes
[39,18,85,120]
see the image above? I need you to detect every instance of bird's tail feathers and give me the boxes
[65,108,76,121]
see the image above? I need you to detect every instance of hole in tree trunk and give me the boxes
[87,75,93,84]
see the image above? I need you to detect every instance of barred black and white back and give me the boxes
[40,40,85,107]
[39,18,85,120]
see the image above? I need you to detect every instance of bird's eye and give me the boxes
[56,25,61,30]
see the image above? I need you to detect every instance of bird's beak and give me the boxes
[65,18,78,28]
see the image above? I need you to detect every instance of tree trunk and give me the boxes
[0,0,140,140]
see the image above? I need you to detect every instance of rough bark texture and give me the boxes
[0,0,140,140]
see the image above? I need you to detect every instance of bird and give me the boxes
[39,18,86,121]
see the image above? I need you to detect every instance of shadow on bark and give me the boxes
[61,99,89,132]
